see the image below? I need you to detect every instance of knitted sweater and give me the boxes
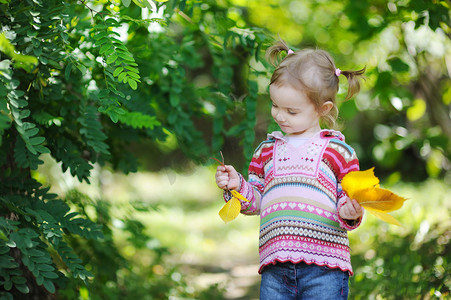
[234,130,362,275]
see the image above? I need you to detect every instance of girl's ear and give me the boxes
[320,101,334,116]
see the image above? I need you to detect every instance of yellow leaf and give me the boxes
[354,187,407,212]
[218,191,249,223]
[342,168,407,225]
[365,208,401,226]
[230,190,250,202]
[218,197,241,223]
[341,168,379,199]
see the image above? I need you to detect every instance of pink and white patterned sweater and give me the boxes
[232,130,362,275]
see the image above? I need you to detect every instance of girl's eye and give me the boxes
[288,111,297,115]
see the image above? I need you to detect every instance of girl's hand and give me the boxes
[215,165,240,191]
[339,199,363,220]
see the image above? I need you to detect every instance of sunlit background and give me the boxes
[1,0,450,299]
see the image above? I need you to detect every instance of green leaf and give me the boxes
[128,79,137,90]
[117,111,161,129]
[76,64,87,74]
[33,47,42,56]
[25,143,38,155]
[388,57,409,72]
[118,72,127,82]
[37,264,55,272]
[132,0,146,8]
[95,37,110,46]
[11,276,27,285]
[47,59,62,70]
[41,271,58,279]
[126,71,140,79]
[29,136,45,146]
[124,65,139,72]
[29,249,45,257]
[32,256,51,264]
[0,231,8,241]
[65,62,73,81]
[99,44,112,55]
[117,51,135,63]
[107,110,119,123]
[26,127,39,137]
[106,53,118,64]
[20,109,31,118]
[93,31,108,40]
[34,145,50,154]
[169,94,179,106]
[105,18,120,27]
[6,240,16,247]
[15,283,29,294]
[4,280,13,291]
[113,66,123,77]
[11,90,25,98]
[43,280,55,293]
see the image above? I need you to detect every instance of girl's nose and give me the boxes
[275,111,285,122]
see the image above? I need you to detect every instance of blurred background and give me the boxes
[1,0,450,299]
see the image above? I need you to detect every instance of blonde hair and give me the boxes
[266,40,365,128]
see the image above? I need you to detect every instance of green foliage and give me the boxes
[78,105,110,156]
[351,222,450,299]
[90,11,141,120]
[0,175,103,298]
[0,0,270,297]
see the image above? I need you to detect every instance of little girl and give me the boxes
[215,40,365,300]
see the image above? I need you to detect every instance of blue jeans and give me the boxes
[260,262,349,300]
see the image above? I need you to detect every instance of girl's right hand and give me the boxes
[215,165,240,191]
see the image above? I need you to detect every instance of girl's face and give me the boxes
[270,84,322,137]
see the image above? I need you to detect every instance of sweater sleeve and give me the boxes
[323,138,363,231]
[223,140,273,215]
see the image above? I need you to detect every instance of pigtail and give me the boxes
[266,39,291,66]
[341,67,366,100]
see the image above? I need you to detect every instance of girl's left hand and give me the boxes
[339,199,363,220]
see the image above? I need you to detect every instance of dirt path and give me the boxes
[184,262,260,299]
